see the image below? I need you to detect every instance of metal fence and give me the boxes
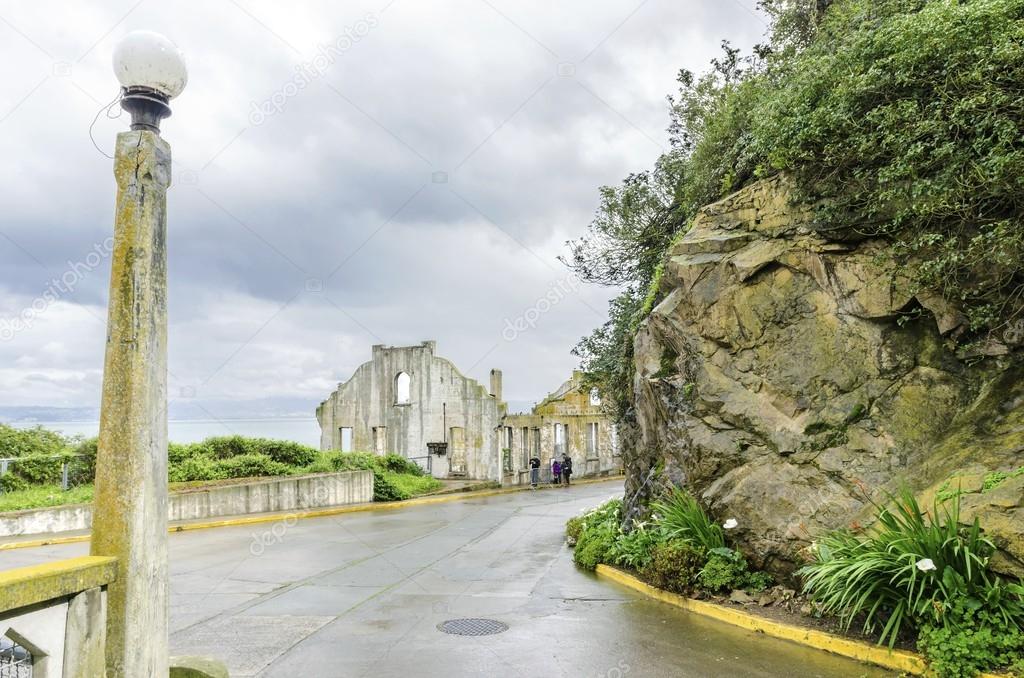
[0,636,33,678]
[519,460,609,486]
[407,455,433,475]
[0,454,92,494]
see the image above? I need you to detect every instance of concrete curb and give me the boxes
[594,565,1006,678]
[0,474,623,552]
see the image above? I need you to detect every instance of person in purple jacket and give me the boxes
[552,458,562,484]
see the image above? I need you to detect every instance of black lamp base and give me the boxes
[120,87,172,134]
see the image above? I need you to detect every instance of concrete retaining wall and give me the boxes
[0,470,373,538]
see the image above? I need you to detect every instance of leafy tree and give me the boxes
[754,0,1024,334]
[561,156,683,291]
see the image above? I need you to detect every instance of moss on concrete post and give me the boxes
[90,130,171,678]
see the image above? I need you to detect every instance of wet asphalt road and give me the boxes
[2,481,892,677]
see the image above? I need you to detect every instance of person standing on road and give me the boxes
[529,455,541,488]
[552,458,562,485]
[561,453,573,487]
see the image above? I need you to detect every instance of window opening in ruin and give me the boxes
[586,422,599,459]
[340,427,353,452]
[395,372,411,404]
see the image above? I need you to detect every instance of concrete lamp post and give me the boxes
[91,31,224,678]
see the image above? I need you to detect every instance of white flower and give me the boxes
[723,518,739,530]
[916,558,937,572]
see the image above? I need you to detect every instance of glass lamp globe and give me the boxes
[112,30,187,100]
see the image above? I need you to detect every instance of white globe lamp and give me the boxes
[112,30,188,133]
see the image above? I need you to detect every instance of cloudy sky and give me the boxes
[0,0,765,420]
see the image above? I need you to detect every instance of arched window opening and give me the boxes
[395,372,411,405]
[589,388,602,406]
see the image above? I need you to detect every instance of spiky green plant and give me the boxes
[800,488,1024,647]
[650,489,725,551]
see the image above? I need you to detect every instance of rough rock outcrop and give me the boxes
[628,175,1024,578]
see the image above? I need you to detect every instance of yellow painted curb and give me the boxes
[0,533,92,551]
[595,565,1009,678]
[597,565,934,675]
[0,474,624,552]
[0,555,117,612]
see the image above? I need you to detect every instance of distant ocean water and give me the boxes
[9,417,322,447]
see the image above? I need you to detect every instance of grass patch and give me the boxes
[0,484,94,512]
[374,472,443,502]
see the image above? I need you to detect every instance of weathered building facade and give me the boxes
[316,341,505,480]
[501,371,620,485]
[316,343,620,483]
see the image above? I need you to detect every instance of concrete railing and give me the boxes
[0,556,117,677]
[0,470,374,538]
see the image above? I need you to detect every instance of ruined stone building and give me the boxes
[316,342,621,484]
[501,371,620,485]
[316,341,505,480]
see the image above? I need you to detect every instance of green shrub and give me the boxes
[754,0,1024,334]
[0,473,28,493]
[639,540,706,594]
[67,437,97,486]
[168,442,199,465]
[254,439,319,466]
[211,453,290,480]
[0,429,440,505]
[201,436,256,459]
[566,516,585,542]
[9,454,67,485]
[651,489,725,551]
[800,488,1024,647]
[572,499,624,571]
[373,472,441,501]
[918,596,1024,678]
[608,520,663,570]
[575,523,618,571]
[0,424,68,458]
[378,453,425,476]
[299,454,339,475]
[324,451,377,473]
[168,456,224,483]
[698,547,771,593]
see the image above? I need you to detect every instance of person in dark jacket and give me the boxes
[561,454,573,487]
[529,455,541,488]
[552,458,562,484]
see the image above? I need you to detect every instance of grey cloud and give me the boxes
[0,0,765,411]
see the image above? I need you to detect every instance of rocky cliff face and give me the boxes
[627,175,1024,579]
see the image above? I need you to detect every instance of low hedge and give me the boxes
[0,427,436,504]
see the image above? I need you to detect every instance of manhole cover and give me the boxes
[437,618,509,636]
